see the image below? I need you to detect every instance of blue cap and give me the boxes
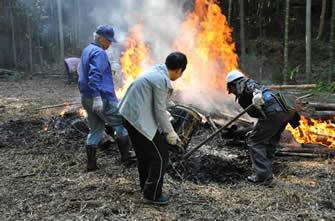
[96,24,117,43]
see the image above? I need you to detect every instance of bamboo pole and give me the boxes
[266,84,316,90]
[9,5,17,69]
[35,102,80,111]
[306,102,335,111]
[27,14,33,72]
[306,0,312,83]
[57,0,64,63]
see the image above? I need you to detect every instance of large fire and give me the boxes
[173,0,238,91]
[116,0,335,149]
[286,116,335,148]
[118,0,238,97]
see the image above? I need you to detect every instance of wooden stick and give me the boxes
[35,102,80,111]
[266,84,316,90]
[183,104,253,160]
[213,112,253,125]
[275,151,321,158]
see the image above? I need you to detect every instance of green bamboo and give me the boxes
[330,0,335,82]
[283,0,290,83]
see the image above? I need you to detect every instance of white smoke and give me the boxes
[89,0,189,61]
[89,0,242,114]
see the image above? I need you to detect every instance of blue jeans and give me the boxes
[81,97,128,145]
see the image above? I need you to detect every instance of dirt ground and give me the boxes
[0,73,335,221]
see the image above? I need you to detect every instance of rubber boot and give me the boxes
[116,135,136,165]
[86,144,98,171]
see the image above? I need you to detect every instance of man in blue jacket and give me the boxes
[78,24,135,171]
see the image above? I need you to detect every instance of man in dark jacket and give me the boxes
[226,69,300,185]
[78,24,135,171]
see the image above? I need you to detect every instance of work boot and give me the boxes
[86,144,98,172]
[116,135,136,165]
[247,175,276,187]
[144,193,169,206]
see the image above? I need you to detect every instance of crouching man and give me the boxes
[226,69,300,185]
[118,52,187,205]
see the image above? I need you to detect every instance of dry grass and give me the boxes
[0,74,334,220]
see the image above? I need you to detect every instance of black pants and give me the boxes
[246,111,292,180]
[124,121,169,200]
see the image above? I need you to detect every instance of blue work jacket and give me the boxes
[78,42,117,102]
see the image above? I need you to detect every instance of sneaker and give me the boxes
[143,194,169,205]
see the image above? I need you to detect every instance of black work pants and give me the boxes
[124,121,169,200]
[246,111,292,180]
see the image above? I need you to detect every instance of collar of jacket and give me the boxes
[91,41,103,49]
[156,64,173,90]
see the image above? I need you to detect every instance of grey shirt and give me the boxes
[118,64,174,140]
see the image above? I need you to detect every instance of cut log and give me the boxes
[266,84,316,90]
[306,102,335,111]
[310,111,335,119]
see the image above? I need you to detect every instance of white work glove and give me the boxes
[166,129,180,146]
[252,91,264,108]
[166,111,174,122]
[92,96,103,113]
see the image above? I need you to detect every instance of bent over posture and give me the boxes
[119,52,187,205]
[226,69,300,185]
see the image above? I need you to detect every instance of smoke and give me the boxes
[89,0,240,114]
[89,0,189,61]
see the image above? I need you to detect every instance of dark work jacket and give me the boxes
[234,78,300,128]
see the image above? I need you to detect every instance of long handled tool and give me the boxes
[182,104,254,160]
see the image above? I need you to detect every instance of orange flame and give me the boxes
[59,102,70,117]
[118,24,152,98]
[79,108,87,118]
[174,0,238,91]
[286,116,335,148]
[118,0,238,96]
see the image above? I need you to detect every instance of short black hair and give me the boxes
[165,52,187,72]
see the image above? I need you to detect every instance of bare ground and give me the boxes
[0,73,334,221]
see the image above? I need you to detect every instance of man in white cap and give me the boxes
[226,69,300,185]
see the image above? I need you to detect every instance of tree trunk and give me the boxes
[316,0,327,40]
[283,0,290,83]
[57,0,64,63]
[239,0,246,70]
[228,0,232,24]
[306,0,312,83]
[9,4,17,69]
[330,0,335,83]
[27,14,33,72]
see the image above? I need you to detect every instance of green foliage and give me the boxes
[314,81,335,93]
[279,65,301,84]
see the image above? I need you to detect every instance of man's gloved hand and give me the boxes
[252,91,264,107]
[166,110,174,122]
[92,96,103,113]
[166,129,180,146]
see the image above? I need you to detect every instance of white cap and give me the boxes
[226,69,245,83]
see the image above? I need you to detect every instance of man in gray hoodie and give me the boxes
[119,52,187,205]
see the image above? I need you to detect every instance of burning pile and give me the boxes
[286,116,335,148]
